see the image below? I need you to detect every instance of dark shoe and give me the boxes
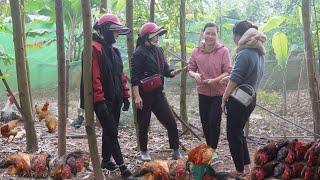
[101,160,117,171]
[119,164,133,178]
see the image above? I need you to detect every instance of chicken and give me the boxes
[1,119,19,143]
[284,149,296,164]
[168,159,188,180]
[304,142,320,166]
[30,151,51,178]
[44,113,57,133]
[188,144,213,165]
[277,146,288,161]
[254,140,288,166]
[5,152,31,177]
[291,162,304,178]
[301,166,317,180]
[35,101,50,121]
[273,162,286,178]
[281,164,292,180]
[0,93,21,123]
[51,156,72,179]
[137,160,170,180]
[295,141,314,161]
[250,161,278,180]
[65,151,88,176]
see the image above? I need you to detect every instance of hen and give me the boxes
[291,162,304,178]
[254,139,288,166]
[273,162,287,178]
[5,152,31,177]
[188,144,213,165]
[1,119,20,143]
[137,160,170,180]
[35,101,57,133]
[168,159,188,180]
[301,166,318,180]
[35,101,49,121]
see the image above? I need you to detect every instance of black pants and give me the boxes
[94,99,124,165]
[137,92,179,151]
[198,94,222,149]
[226,97,256,172]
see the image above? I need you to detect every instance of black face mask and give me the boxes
[101,28,116,44]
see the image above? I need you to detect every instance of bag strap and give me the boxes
[155,49,161,73]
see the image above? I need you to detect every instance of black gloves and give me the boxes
[94,101,118,137]
[122,98,130,111]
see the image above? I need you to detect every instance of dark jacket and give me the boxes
[130,45,173,92]
[80,34,130,108]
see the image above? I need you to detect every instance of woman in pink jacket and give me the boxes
[188,23,231,152]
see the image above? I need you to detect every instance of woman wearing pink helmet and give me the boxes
[130,22,182,161]
[80,13,132,178]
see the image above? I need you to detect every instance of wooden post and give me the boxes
[301,0,320,138]
[126,0,140,150]
[180,0,188,131]
[55,0,67,156]
[9,0,38,152]
[81,0,104,179]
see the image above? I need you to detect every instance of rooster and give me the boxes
[301,166,318,180]
[284,149,296,164]
[188,144,213,165]
[254,139,288,166]
[281,165,292,180]
[1,119,20,143]
[251,161,278,180]
[168,159,188,180]
[30,151,51,178]
[277,146,288,161]
[295,141,314,161]
[51,156,72,179]
[0,93,21,123]
[65,151,88,176]
[304,142,320,166]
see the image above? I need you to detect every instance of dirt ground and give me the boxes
[0,83,315,179]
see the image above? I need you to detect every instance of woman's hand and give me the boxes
[220,76,230,85]
[170,69,182,77]
[194,73,204,84]
[135,95,143,110]
[203,78,218,85]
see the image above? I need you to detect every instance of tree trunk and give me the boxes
[55,0,67,156]
[100,0,107,13]
[297,56,305,104]
[81,1,104,179]
[302,0,320,138]
[20,0,33,109]
[126,0,140,150]
[180,0,188,130]
[312,0,320,74]
[149,0,155,22]
[9,0,38,152]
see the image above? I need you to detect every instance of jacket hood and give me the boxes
[236,28,266,55]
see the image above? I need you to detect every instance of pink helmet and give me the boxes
[139,22,167,39]
[95,13,130,35]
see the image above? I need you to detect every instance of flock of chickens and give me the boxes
[0,93,57,144]
[252,139,320,180]
[0,150,89,179]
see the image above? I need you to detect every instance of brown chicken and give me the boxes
[295,141,314,161]
[284,149,296,164]
[254,140,288,166]
[30,151,51,178]
[281,164,293,180]
[35,101,49,121]
[138,160,170,180]
[44,113,57,133]
[188,144,213,165]
[251,161,278,180]
[5,152,32,177]
[65,151,88,176]
[304,142,320,166]
[1,119,19,143]
[51,156,72,179]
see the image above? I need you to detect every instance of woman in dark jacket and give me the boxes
[80,13,132,178]
[131,22,182,161]
[221,20,266,178]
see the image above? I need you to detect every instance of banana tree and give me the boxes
[272,32,298,115]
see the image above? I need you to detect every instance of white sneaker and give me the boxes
[140,151,151,161]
